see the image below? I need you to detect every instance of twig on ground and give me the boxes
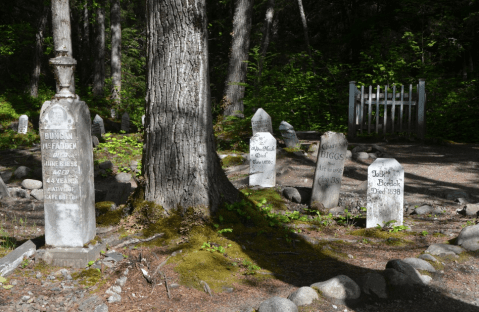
[112,233,164,249]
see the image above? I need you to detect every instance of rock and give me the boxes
[116,276,127,287]
[258,297,298,312]
[401,258,436,273]
[368,153,378,159]
[382,268,417,295]
[455,197,471,204]
[419,274,432,285]
[129,160,138,172]
[359,272,387,299]
[346,150,352,159]
[107,293,121,303]
[352,145,371,153]
[106,285,122,295]
[385,259,423,284]
[8,187,30,199]
[308,144,319,153]
[283,187,301,203]
[94,304,109,312]
[287,286,319,306]
[99,161,113,170]
[115,172,132,183]
[413,205,433,215]
[105,251,124,262]
[13,166,31,179]
[462,204,479,216]
[432,207,445,215]
[0,170,13,183]
[78,295,103,311]
[446,191,469,201]
[0,240,36,276]
[355,181,367,193]
[354,152,369,160]
[92,136,100,148]
[425,243,465,256]
[310,275,361,304]
[371,144,386,153]
[328,206,345,215]
[418,254,437,262]
[456,224,479,251]
[21,179,42,190]
[0,176,10,198]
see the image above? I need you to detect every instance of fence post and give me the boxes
[417,79,426,140]
[348,81,357,139]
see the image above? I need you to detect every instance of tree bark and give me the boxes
[93,0,105,97]
[296,0,312,60]
[255,0,275,95]
[51,0,75,94]
[110,0,121,104]
[144,0,240,213]
[221,0,254,117]
[81,0,91,85]
[28,4,50,98]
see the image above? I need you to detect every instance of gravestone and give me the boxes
[92,114,105,137]
[142,115,145,126]
[279,121,299,148]
[121,112,130,133]
[40,99,96,247]
[18,115,29,134]
[251,108,273,136]
[310,132,348,209]
[110,108,116,119]
[249,132,276,188]
[366,158,404,228]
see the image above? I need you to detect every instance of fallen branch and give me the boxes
[112,233,164,249]
[200,280,212,296]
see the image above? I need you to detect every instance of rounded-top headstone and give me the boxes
[251,108,273,136]
[92,114,105,136]
[366,158,404,228]
[249,132,276,188]
[18,115,29,134]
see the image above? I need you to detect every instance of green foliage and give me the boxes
[94,133,143,176]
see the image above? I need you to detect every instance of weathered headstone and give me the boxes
[366,158,404,228]
[40,99,96,247]
[92,114,105,137]
[121,112,129,133]
[249,132,276,188]
[18,115,29,134]
[279,121,299,148]
[110,108,116,119]
[310,132,348,209]
[251,108,273,136]
[142,115,145,126]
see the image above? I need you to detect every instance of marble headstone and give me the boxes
[92,114,105,137]
[249,132,276,188]
[18,115,29,134]
[251,108,273,136]
[111,108,117,119]
[279,121,299,148]
[121,113,130,133]
[39,98,96,247]
[366,158,404,228]
[310,132,348,209]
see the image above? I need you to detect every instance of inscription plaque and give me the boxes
[249,132,276,188]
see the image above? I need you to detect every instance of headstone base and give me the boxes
[35,241,105,268]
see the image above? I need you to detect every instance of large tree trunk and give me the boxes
[255,0,275,95]
[28,4,50,98]
[221,0,254,117]
[144,0,240,214]
[81,0,91,85]
[51,0,75,94]
[110,0,121,104]
[93,0,105,97]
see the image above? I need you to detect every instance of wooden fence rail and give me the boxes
[348,79,426,140]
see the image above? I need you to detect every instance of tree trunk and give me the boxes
[110,0,121,104]
[93,0,105,97]
[81,0,91,85]
[255,0,275,95]
[51,0,75,94]
[296,0,312,60]
[28,5,50,98]
[221,0,254,117]
[144,0,240,214]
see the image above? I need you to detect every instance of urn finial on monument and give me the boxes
[49,46,77,99]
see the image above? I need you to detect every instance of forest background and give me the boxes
[1,0,479,147]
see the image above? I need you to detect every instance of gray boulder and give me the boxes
[425,243,464,256]
[115,172,132,183]
[1,170,13,183]
[413,205,433,215]
[456,224,479,251]
[385,259,422,284]
[107,293,121,303]
[9,187,30,199]
[21,179,42,190]
[352,145,371,153]
[418,254,437,262]
[371,144,386,153]
[0,176,10,198]
[346,150,352,159]
[258,297,298,312]
[310,275,360,304]
[283,187,301,203]
[31,189,44,201]
[94,304,109,312]
[368,153,378,160]
[354,152,369,160]
[382,268,416,296]
[461,204,479,216]
[401,258,436,273]
[359,272,387,299]
[99,161,113,170]
[13,166,31,179]
[129,160,138,172]
[287,286,318,306]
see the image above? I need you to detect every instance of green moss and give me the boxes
[349,228,410,239]
[72,268,105,288]
[221,155,244,168]
[240,188,287,211]
[283,147,302,153]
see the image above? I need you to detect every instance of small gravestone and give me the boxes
[279,121,299,148]
[121,113,130,133]
[249,132,276,187]
[142,115,145,126]
[366,158,404,228]
[18,115,29,134]
[110,108,116,119]
[251,108,273,136]
[92,114,105,137]
[310,132,348,209]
